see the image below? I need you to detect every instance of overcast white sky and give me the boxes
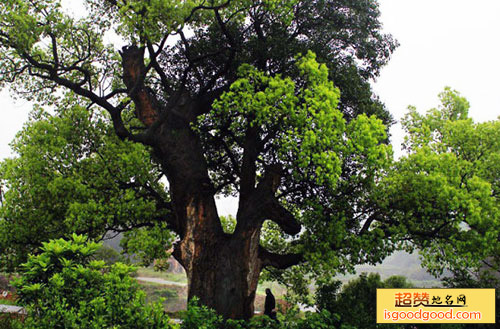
[1,0,499,215]
[374,0,500,157]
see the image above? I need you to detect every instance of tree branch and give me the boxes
[199,8,237,95]
[239,125,259,202]
[20,50,151,144]
[236,165,302,236]
[359,212,378,235]
[259,247,303,269]
[146,36,174,95]
[267,198,301,235]
[184,0,232,23]
[120,45,162,127]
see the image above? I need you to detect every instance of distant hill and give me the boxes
[337,251,441,287]
[101,232,123,251]
[103,232,440,285]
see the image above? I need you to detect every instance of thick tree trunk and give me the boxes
[119,46,299,319]
[174,225,263,319]
[150,104,263,319]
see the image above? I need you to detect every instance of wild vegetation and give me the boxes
[0,0,498,325]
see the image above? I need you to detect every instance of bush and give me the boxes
[179,299,347,329]
[0,314,18,329]
[286,309,342,329]
[181,297,225,329]
[180,298,286,329]
[314,274,416,329]
[12,234,172,329]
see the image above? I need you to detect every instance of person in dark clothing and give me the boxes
[264,288,278,321]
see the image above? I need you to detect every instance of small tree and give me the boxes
[375,88,500,279]
[13,234,172,329]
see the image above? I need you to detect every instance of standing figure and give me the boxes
[264,288,277,321]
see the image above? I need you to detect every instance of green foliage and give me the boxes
[181,297,224,329]
[177,274,411,329]
[0,0,116,105]
[86,0,299,45]
[0,0,496,323]
[200,52,392,293]
[0,105,171,271]
[314,280,343,314]
[207,52,343,187]
[286,310,345,329]
[180,298,340,329]
[93,244,127,266]
[383,275,414,289]
[321,273,380,329]
[314,274,413,329]
[121,223,177,268]
[0,315,18,329]
[201,51,390,189]
[12,234,172,329]
[220,215,237,234]
[0,0,398,301]
[442,265,499,328]
[375,88,500,277]
[0,0,396,117]
[179,300,360,329]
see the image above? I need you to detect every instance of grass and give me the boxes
[139,281,180,299]
[256,281,287,297]
[0,299,16,306]
[136,268,187,283]
[138,280,187,313]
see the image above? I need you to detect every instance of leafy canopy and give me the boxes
[198,51,390,191]
[0,104,174,270]
[0,0,497,301]
[0,0,497,312]
[375,88,500,277]
[0,0,396,121]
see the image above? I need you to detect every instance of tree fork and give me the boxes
[119,43,303,320]
[117,44,265,319]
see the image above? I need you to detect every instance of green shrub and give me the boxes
[287,309,340,329]
[314,274,416,329]
[179,299,347,329]
[180,298,286,329]
[0,315,18,329]
[180,297,224,329]
[12,234,172,329]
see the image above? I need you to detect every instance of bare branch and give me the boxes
[20,50,151,144]
[184,0,231,23]
[146,35,174,95]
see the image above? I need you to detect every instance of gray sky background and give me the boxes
[374,0,500,158]
[1,0,499,216]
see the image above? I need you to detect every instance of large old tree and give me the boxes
[1,0,498,319]
[0,0,397,318]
